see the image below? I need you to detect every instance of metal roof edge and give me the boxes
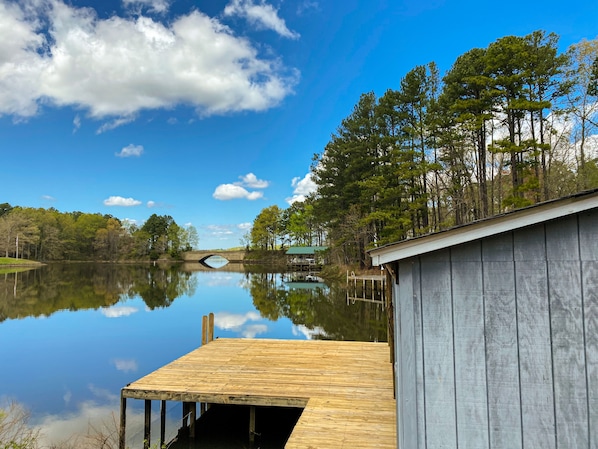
[369,189,598,266]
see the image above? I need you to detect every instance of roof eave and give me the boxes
[370,191,598,266]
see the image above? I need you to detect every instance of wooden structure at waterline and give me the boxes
[370,189,598,449]
[346,271,386,304]
[119,337,396,448]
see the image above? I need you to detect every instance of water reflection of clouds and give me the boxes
[214,311,268,338]
[112,358,138,373]
[242,324,268,338]
[88,384,119,403]
[292,324,327,340]
[35,399,171,448]
[36,384,143,446]
[100,306,138,318]
[206,274,237,287]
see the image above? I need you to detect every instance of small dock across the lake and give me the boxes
[119,338,396,448]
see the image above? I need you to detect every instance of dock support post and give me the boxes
[119,393,126,449]
[189,402,197,438]
[249,405,256,445]
[144,400,151,449]
[209,312,214,342]
[182,402,189,431]
[160,400,166,447]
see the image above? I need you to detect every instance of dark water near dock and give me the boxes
[0,263,386,447]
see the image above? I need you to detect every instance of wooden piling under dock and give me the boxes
[119,338,396,448]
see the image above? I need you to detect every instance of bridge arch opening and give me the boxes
[199,255,230,269]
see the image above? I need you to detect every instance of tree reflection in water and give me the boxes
[0,263,197,322]
[245,271,387,342]
[1,264,386,342]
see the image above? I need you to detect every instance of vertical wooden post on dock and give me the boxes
[202,315,208,346]
[202,312,215,346]
[182,402,189,430]
[119,393,127,449]
[249,405,256,445]
[189,402,197,438]
[160,400,166,447]
[144,400,151,449]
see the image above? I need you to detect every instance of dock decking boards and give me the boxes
[120,338,396,448]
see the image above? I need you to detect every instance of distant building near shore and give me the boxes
[285,246,328,269]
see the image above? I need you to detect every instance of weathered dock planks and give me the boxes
[120,338,396,448]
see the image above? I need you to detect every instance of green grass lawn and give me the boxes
[0,257,42,266]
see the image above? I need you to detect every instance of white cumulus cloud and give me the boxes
[213,173,270,200]
[103,196,143,206]
[116,144,144,157]
[224,0,300,39]
[286,172,316,204]
[0,0,298,122]
[213,184,264,200]
[239,172,270,188]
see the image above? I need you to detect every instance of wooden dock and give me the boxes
[119,338,396,448]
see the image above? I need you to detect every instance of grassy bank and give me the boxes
[0,257,43,266]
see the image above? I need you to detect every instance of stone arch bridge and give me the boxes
[183,249,247,264]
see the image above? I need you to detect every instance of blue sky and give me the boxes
[2,0,597,249]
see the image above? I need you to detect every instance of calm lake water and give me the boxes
[0,262,387,447]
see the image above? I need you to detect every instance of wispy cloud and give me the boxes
[224,0,300,39]
[96,116,137,134]
[112,358,138,372]
[122,0,170,14]
[207,224,235,236]
[72,114,81,133]
[116,144,144,157]
[296,1,319,15]
[103,196,143,207]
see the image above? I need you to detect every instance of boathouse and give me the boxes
[286,246,328,269]
[369,189,598,449]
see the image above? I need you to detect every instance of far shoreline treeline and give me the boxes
[0,205,197,262]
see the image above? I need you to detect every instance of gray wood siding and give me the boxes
[395,209,597,449]
[582,260,598,449]
[420,250,457,448]
[482,234,522,449]
[397,261,418,449]
[547,216,589,448]
[451,242,489,449]
[580,209,598,449]
[514,225,555,449]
